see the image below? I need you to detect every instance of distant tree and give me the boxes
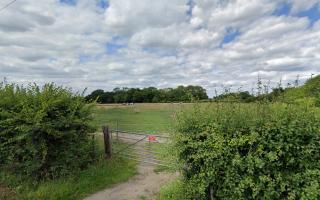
[85,89,104,103]
[85,85,209,103]
[214,91,254,102]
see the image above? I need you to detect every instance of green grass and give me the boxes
[0,138,137,200]
[146,142,177,173]
[92,103,184,134]
[18,158,136,200]
[155,179,186,200]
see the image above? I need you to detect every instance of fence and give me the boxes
[101,125,173,168]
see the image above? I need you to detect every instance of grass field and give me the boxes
[92,103,187,134]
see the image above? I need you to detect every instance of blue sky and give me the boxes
[0,0,320,96]
[297,3,320,26]
[220,28,240,47]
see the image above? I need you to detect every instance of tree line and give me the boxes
[85,85,208,103]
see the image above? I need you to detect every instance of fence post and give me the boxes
[209,185,214,200]
[116,120,119,141]
[103,125,112,159]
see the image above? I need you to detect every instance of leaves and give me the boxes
[0,83,96,179]
[173,103,320,199]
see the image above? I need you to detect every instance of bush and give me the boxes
[0,83,95,179]
[173,103,320,199]
[315,93,320,107]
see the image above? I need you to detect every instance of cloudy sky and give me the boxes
[0,0,319,96]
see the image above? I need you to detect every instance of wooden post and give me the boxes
[209,185,214,200]
[103,125,112,159]
[116,120,119,141]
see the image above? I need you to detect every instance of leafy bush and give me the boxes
[173,103,320,199]
[0,83,95,179]
[315,93,320,107]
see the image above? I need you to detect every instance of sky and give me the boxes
[0,0,319,96]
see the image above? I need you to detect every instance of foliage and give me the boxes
[214,75,320,104]
[85,85,208,103]
[304,75,320,96]
[316,93,320,107]
[156,180,187,200]
[272,75,320,104]
[0,83,95,179]
[213,91,255,103]
[173,103,320,199]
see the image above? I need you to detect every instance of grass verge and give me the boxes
[155,179,186,200]
[1,136,137,200]
[0,158,136,200]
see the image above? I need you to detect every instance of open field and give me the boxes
[92,103,189,134]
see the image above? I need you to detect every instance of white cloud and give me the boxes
[288,0,319,13]
[0,0,319,96]
[105,0,188,36]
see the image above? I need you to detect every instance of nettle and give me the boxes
[0,83,95,179]
[173,103,320,199]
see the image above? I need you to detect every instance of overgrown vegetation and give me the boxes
[173,103,320,199]
[0,157,136,200]
[0,83,95,179]
[213,75,320,104]
[0,83,138,200]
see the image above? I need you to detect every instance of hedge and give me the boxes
[0,83,95,179]
[173,103,320,199]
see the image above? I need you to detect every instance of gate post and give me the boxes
[116,120,119,141]
[103,125,112,159]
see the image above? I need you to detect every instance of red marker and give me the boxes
[148,135,157,142]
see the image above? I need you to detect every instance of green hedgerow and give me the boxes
[0,83,96,179]
[173,103,320,199]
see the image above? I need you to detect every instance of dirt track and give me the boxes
[84,164,176,200]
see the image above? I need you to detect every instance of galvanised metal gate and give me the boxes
[109,129,172,167]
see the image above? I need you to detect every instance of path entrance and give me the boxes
[84,129,177,200]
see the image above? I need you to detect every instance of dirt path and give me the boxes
[84,164,176,200]
[84,132,177,200]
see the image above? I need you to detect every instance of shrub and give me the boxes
[173,103,320,199]
[0,83,95,179]
[315,93,320,107]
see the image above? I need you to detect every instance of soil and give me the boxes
[0,184,17,200]
[84,164,177,200]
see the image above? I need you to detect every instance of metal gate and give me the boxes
[110,129,172,167]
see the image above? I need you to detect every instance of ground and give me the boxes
[0,184,17,200]
[84,161,177,200]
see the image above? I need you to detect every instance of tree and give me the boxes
[85,85,209,103]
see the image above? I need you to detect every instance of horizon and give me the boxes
[1,0,320,97]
